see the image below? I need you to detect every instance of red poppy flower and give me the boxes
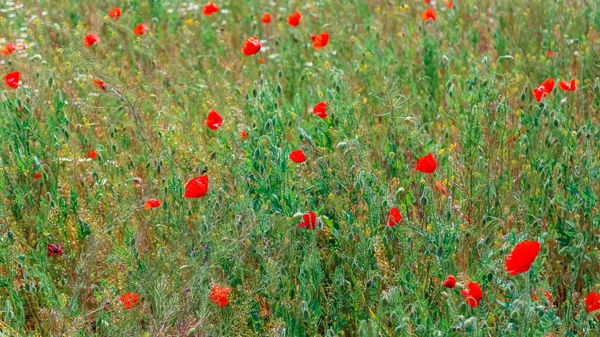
[422,8,436,21]
[34,172,42,179]
[289,149,306,163]
[241,36,261,56]
[505,240,540,276]
[299,211,317,229]
[424,0,431,3]
[88,150,98,159]
[586,292,600,313]
[532,78,554,102]
[205,110,223,130]
[209,285,230,306]
[415,153,437,173]
[558,79,576,91]
[144,198,161,210]
[262,13,271,24]
[83,33,99,47]
[202,2,219,16]
[442,275,456,288]
[183,175,209,198]
[134,24,148,35]
[435,180,448,195]
[258,57,264,64]
[313,101,327,118]
[93,78,107,91]
[109,8,121,19]
[240,131,248,138]
[5,72,20,89]
[446,1,453,8]
[386,207,402,227]
[546,50,555,57]
[47,242,64,257]
[119,292,139,309]
[312,32,329,50]
[288,12,301,27]
[1,43,17,56]
[460,282,483,308]
[532,289,552,304]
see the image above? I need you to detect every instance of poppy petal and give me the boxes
[505,240,541,276]
[183,175,209,198]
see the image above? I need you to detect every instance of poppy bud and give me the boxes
[292,212,304,220]
[397,187,405,195]
[394,323,410,335]
[510,310,520,320]
[454,282,464,290]
[301,301,310,319]
[420,195,428,206]
[336,142,347,149]
[536,305,546,314]
[187,328,197,336]
[464,317,476,328]
[441,291,449,299]
[512,299,523,311]
[457,315,465,322]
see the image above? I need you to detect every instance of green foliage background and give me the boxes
[0,0,599,336]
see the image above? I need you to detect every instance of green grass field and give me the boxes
[1,0,599,336]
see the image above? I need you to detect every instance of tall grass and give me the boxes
[0,0,599,336]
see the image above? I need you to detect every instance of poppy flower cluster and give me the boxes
[17,0,597,326]
[532,77,577,102]
[81,8,152,48]
[209,284,230,306]
[119,292,139,309]
[440,275,483,307]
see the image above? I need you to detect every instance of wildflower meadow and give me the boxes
[0,0,599,336]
